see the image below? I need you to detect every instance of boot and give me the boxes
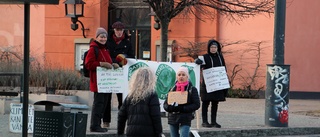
[202,101,212,127]
[102,122,110,128]
[211,101,221,128]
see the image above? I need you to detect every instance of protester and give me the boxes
[117,67,163,137]
[195,39,229,128]
[163,67,200,137]
[85,27,119,132]
[102,21,135,128]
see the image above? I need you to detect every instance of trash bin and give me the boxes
[33,101,87,137]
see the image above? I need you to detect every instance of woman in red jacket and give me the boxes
[85,27,119,132]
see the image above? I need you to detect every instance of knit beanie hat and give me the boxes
[176,67,189,78]
[96,27,108,38]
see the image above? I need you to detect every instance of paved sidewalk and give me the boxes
[1,98,319,137]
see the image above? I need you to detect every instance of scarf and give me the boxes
[113,33,125,45]
[176,81,189,92]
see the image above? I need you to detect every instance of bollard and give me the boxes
[265,64,290,127]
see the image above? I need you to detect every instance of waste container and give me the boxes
[33,101,87,137]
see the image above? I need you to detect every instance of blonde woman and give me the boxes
[117,67,163,137]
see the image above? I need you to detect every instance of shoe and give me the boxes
[211,123,221,128]
[103,122,110,128]
[90,127,108,132]
[202,122,212,127]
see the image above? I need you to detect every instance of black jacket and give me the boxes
[118,93,163,137]
[106,31,135,64]
[163,82,200,126]
[200,39,228,101]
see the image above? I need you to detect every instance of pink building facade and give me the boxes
[0,0,319,98]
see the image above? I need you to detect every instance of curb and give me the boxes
[86,127,320,137]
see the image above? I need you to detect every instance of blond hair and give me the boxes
[128,67,156,104]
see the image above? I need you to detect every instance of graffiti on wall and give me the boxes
[267,65,289,124]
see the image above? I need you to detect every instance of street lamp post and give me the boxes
[64,0,88,38]
[265,0,290,127]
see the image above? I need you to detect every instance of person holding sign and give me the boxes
[117,67,163,137]
[85,27,118,132]
[163,67,200,137]
[103,21,135,128]
[195,39,229,128]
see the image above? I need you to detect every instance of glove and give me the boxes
[195,58,203,65]
[100,62,112,69]
[173,105,183,112]
[168,102,182,112]
[112,63,120,69]
[167,105,175,112]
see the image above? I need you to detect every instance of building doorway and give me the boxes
[108,1,151,60]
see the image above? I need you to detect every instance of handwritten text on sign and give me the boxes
[203,66,230,93]
[97,67,125,93]
[9,103,34,133]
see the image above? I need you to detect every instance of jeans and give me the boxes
[169,124,190,137]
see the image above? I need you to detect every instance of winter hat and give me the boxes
[96,27,108,38]
[112,21,125,29]
[176,67,189,78]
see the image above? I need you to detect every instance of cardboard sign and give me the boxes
[203,66,230,93]
[167,91,188,105]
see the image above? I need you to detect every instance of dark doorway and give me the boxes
[108,1,151,60]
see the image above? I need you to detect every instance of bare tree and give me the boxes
[227,41,270,98]
[143,0,274,61]
[173,40,207,62]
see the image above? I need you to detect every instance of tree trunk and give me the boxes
[160,19,169,62]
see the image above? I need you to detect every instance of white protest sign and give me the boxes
[9,103,34,133]
[203,66,230,93]
[97,67,125,93]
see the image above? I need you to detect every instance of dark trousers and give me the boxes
[202,100,219,124]
[103,93,123,123]
[90,92,111,129]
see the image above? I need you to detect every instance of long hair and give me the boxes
[128,67,156,104]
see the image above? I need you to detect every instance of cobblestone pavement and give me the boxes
[1,98,319,137]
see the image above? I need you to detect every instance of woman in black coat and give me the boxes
[163,67,200,137]
[117,67,163,137]
[196,39,228,128]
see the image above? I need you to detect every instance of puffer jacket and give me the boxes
[163,82,200,126]
[118,93,163,137]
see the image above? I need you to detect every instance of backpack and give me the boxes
[82,46,99,77]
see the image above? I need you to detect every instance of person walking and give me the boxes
[85,27,119,132]
[195,39,229,128]
[117,67,163,137]
[103,21,135,128]
[163,67,200,137]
